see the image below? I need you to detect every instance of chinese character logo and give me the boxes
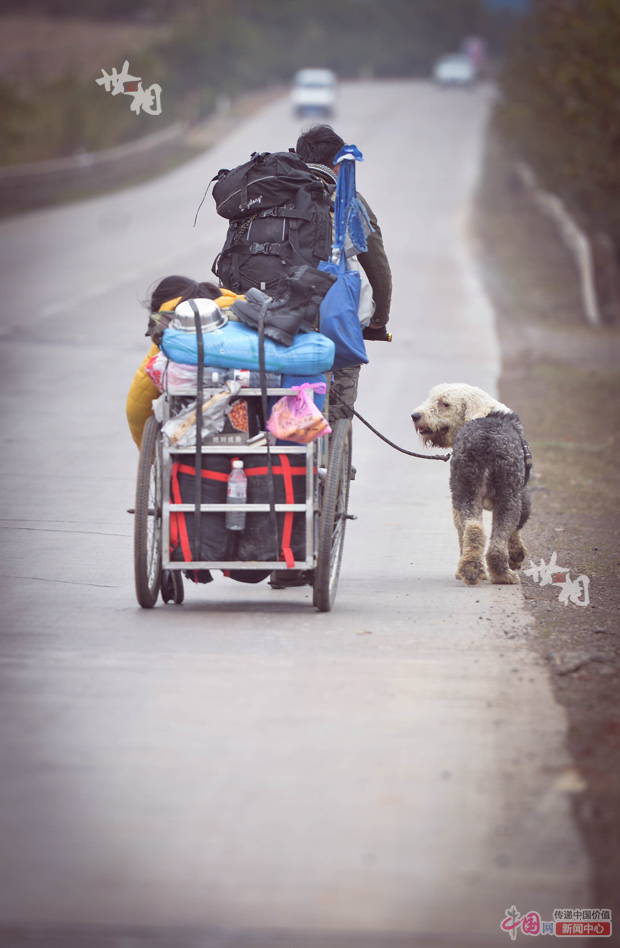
[524,552,590,607]
[501,906,541,940]
[96,60,162,115]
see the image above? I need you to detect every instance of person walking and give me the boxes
[295,124,392,421]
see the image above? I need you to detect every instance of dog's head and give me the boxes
[411,383,510,448]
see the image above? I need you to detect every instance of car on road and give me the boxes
[290,68,337,117]
[432,53,477,87]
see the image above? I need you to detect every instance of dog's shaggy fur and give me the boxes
[411,383,531,585]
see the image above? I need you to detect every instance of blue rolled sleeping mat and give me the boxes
[161,320,335,376]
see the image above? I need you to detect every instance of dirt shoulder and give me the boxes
[474,133,620,931]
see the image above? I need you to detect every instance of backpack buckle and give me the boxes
[249,242,281,255]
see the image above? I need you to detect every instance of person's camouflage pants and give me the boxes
[328,365,361,421]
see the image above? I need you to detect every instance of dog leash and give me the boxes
[329,390,451,462]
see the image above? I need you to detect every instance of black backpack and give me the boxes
[211,151,334,295]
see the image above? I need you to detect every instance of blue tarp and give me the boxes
[161,321,335,375]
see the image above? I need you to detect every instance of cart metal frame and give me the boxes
[134,387,352,612]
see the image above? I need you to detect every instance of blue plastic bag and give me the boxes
[161,320,335,375]
[318,255,369,371]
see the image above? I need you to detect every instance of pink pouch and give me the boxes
[266,383,331,444]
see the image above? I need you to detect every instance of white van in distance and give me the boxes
[290,69,337,118]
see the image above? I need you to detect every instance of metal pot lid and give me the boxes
[172,298,228,332]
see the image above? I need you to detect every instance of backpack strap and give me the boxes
[248,242,284,256]
[287,218,302,262]
[260,207,314,222]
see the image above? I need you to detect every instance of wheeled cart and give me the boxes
[133,388,352,613]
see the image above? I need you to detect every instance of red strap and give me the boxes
[170,462,194,563]
[278,454,295,567]
[175,463,229,482]
[244,458,302,566]
[171,462,231,568]
[170,492,179,548]
[244,463,306,477]
[171,461,228,564]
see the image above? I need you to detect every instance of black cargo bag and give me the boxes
[169,452,308,573]
[212,151,333,296]
[238,453,307,565]
[169,455,231,566]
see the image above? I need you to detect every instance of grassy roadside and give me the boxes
[0,86,283,218]
[0,16,174,165]
[0,13,285,216]
[474,132,620,927]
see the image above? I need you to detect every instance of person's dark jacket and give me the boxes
[306,163,392,327]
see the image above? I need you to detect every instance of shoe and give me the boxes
[231,267,337,346]
[231,288,303,347]
[275,265,337,333]
[269,569,314,589]
[183,569,213,584]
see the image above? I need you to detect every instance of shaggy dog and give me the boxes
[411,383,532,585]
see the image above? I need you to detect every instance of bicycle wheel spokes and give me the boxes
[313,418,352,612]
[134,416,163,608]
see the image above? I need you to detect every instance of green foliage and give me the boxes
[0,49,179,164]
[496,0,620,247]
[0,0,182,18]
[0,82,33,164]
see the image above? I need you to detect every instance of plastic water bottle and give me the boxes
[205,368,281,388]
[226,460,247,530]
[234,369,281,388]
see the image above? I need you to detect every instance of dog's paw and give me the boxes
[488,569,521,585]
[508,544,527,571]
[457,557,487,585]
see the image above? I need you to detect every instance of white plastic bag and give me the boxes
[346,254,375,328]
[162,380,242,447]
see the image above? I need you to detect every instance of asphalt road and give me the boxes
[0,81,590,947]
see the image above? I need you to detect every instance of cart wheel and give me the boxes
[161,569,184,605]
[134,415,163,608]
[313,418,352,612]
